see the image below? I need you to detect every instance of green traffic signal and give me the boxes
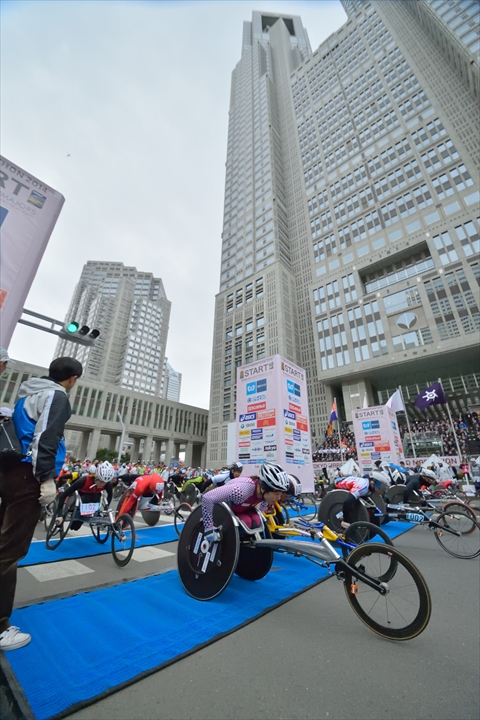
[66,321,80,333]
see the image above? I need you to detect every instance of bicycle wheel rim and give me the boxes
[434,511,480,559]
[344,543,431,640]
[111,513,136,566]
[91,523,110,544]
[174,502,193,536]
[45,510,64,550]
[441,502,477,527]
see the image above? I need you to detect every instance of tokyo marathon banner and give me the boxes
[352,405,404,474]
[0,155,65,347]
[236,355,314,491]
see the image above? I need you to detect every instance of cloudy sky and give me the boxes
[1,0,346,409]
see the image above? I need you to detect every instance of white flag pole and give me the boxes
[398,385,416,460]
[438,378,462,460]
[334,398,343,464]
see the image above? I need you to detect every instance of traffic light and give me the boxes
[63,321,100,343]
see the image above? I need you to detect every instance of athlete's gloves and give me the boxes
[39,479,57,506]
[204,527,221,543]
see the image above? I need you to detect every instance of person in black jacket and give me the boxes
[0,356,82,651]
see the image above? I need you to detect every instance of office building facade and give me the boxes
[55,261,172,397]
[207,3,479,466]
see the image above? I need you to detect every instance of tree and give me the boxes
[95,448,118,463]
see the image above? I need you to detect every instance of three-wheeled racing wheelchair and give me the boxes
[177,502,432,641]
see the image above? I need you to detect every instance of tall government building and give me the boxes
[55,261,173,397]
[207,1,480,466]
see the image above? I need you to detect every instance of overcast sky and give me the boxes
[1,0,346,409]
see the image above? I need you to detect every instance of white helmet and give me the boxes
[288,474,303,497]
[370,470,389,493]
[96,461,115,483]
[421,468,437,482]
[259,463,290,492]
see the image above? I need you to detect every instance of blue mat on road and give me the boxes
[19,524,179,567]
[7,553,332,720]
[20,507,317,567]
[19,517,413,567]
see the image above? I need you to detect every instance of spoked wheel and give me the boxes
[111,513,136,567]
[141,510,161,527]
[318,490,368,533]
[174,502,193,537]
[43,500,56,532]
[299,495,318,520]
[235,526,273,581]
[61,495,77,538]
[433,510,480,559]
[177,504,239,600]
[343,543,431,640]
[441,501,477,526]
[275,504,290,525]
[373,495,387,526]
[342,521,394,555]
[91,520,110,544]
[45,500,65,550]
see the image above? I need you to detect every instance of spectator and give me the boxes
[0,356,82,651]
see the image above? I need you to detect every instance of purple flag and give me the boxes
[414,382,447,410]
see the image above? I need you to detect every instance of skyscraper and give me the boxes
[55,261,171,396]
[207,4,480,467]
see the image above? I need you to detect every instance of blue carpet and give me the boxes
[20,507,316,567]
[19,524,179,567]
[8,553,331,720]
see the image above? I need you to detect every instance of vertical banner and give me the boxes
[0,155,65,346]
[352,405,404,474]
[236,354,314,491]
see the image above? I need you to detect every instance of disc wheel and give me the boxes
[386,485,407,505]
[177,504,239,600]
[343,543,431,640]
[141,509,161,527]
[318,490,369,533]
[433,510,480,559]
[111,513,136,567]
[235,526,273,581]
[174,502,193,536]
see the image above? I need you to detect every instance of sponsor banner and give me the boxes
[352,405,404,473]
[236,354,314,491]
[0,155,65,346]
[247,402,266,412]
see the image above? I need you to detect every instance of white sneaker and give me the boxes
[0,626,31,651]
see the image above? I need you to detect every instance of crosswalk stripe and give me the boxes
[25,560,95,581]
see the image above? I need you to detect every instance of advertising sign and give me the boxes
[0,156,65,346]
[236,355,314,491]
[352,405,404,473]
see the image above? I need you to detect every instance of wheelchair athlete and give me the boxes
[335,472,388,525]
[116,472,165,519]
[56,461,114,530]
[201,462,290,543]
[403,467,437,505]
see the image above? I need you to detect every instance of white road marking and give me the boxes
[25,560,95,581]
[116,546,174,562]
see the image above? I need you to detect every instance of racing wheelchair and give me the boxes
[177,503,431,641]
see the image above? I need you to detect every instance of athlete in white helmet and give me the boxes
[201,462,289,543]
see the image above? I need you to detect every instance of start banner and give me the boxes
[352,405,404,473]
[0,155,65,347]
[236,355,314,491]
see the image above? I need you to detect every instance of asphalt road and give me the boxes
[35,522,478,720]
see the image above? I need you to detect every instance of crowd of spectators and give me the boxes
[313,413,480,462]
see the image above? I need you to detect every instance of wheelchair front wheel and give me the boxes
[343,543,431,640]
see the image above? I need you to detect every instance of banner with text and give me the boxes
[0,155,65,346]
[236,355,314,491]
[351,405,404,473]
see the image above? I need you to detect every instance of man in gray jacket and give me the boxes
[0,356,82,651]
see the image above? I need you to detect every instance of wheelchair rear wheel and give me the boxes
[177,504,239,600]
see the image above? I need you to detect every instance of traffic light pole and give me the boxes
[18,309,97,347]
